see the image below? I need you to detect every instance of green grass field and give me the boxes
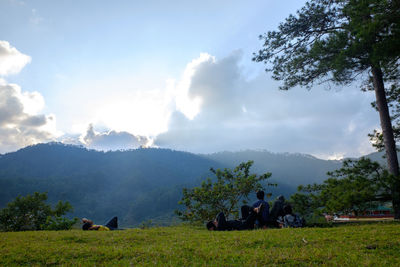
[1,222,399,266]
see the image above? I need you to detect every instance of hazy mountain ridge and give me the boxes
[204,150,342,185]
[0,143,388,226]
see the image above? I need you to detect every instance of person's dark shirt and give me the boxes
[253,199,270,223]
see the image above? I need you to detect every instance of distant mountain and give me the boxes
[0,143,220,227]
[363,151,391,164]
[204,150,342,185]
[0,143,387,226]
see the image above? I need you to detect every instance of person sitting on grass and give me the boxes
[206,204,265,231]
[252,190,270,228]
[82,216,118,231]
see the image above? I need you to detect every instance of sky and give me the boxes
[0,0,381,159]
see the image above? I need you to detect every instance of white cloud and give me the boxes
[0,41,31,76]
[0,42,378,159]
[155,52,379,159]
[0,79,61,153]
[173,53,213,119]
[20,90,45,115]
[327,153,345,160]
[0,41,61,153]
[80,124,152,151]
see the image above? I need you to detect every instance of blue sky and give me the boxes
[0,0,380,159]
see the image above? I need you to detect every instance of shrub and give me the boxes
[0,192,76,231]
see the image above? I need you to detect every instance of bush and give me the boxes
[42,216,78,231]
[303,214,333,228]
[0,192,76,231]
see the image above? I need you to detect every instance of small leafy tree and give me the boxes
[292,158,392,216]
[289,192,316,217]
[0,192,77,231]
[176,161,274,223]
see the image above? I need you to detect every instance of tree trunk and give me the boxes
[371,66,400,219]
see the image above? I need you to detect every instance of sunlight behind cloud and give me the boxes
[20,90,45,115]
[94,89,172,137]
[174,53,213,120]
[68,53,214,143]
[38,114,62,138]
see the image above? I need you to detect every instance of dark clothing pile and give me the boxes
[277,213,304,228]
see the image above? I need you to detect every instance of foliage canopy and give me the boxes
[291,158,393,216]
[253,0,400,90]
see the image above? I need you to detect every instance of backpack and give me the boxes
[283,214,304,228]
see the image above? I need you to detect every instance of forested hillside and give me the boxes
[0,143,374,226]
[0,143,220,226]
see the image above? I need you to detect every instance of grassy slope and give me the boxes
[1,223,399,266]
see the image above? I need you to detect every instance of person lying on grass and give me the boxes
[82,216,118,231]
[206,204,265,231]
